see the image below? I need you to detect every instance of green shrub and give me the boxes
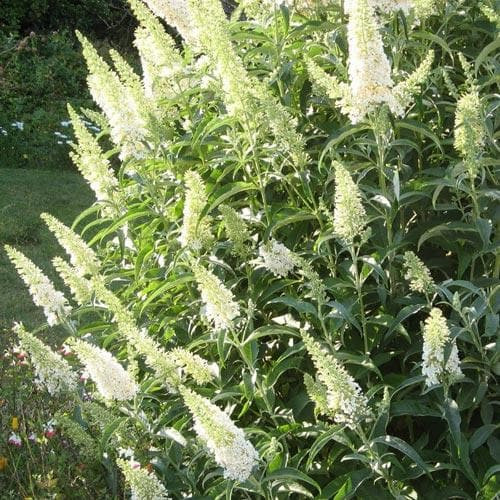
[0,0,132,40]
[0,31,93,170]
[4,0,499,498]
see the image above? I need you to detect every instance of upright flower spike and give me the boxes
[422,308,462,388]
[257,239,298,277]
[372,0,413,15]
[305,58,348,102]
[41,213,99,277]
[5,246,71,326]
[454,91,485,180]
[187,0,251,117]
[130,0,184,100]
[13,323,78,396]
[91,279,212,387]
[180,387,259,482]
[403,251,435,295]
[219,205,252,257]
[77,32,149,160]
[69,339,138,401]
[180,171,213,251]
[302,332,371,428]
[332,162,368,245]
[52,257,94,306]
[191,261,240,331]
[117,458,170,500]
[188,0,307,166]
[142,0,197,46]
[343,0,401,123]
[67,105,122,215]
[393,50,434,110]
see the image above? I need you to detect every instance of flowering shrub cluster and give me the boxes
[4,0,499,498]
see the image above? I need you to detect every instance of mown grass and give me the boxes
[0,168,92,332]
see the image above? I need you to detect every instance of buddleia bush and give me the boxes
[6,0,499,498]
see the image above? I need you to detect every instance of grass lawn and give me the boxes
[0,168,92,332]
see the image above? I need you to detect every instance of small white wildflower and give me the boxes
[181,387,259,482]
[8,432,22,446]
[258,240,297,277]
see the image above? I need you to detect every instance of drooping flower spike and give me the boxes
[180,387,259,482]
[68,339,138,401]
[13,323,78,396]
[5,246,71,326]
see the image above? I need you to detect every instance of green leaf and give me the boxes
[262,467,321,493]
[371,435,431,475]
[417,222,479,250]
[475,37,500,74]
[207,182,258,213]
[470,425,498,452]
[268,296,318,317]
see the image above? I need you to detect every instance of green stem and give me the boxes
[350,246,369,356]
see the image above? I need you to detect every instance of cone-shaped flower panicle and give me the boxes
[130,0,184,99]
[142,0,197,46]
[343,0,400,123]
[333,162,367,245]
[258,240,297,277]
[69,339,138,401]
[372,0,413,15]
[58,415,99,461]
[188,0,250,117]
[422,308,462,387]
[5,246,71,326]
[180,387,259,482]
[52,257,94,306]
[41,213,99,277]
[393,50,434,110]
[191,261,240,331]
[117,458,169,500]
[304,373,329,415]
[67,105,122,215]
[302,332,371,428]
[188,0,307,165]
[180,171,213,250]
[305,58,347,102]
[219,205,251,256]
[169,348,213,385]
[296,257,328,305]
[76,32,149,160]
[92,279,212,387]
[454,90,485,179]
[13,323,77,395]
[403,251,435,295]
